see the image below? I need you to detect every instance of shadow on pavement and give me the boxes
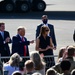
[0,11,75,20]
[46,4,55,6]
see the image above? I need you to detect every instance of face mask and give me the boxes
[43,19,48,24]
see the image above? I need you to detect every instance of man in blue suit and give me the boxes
[0,22,11,56]
[36,15,57,49]
[12,26,34,56]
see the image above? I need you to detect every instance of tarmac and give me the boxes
[45,0,75,11]
[0,0,75,62]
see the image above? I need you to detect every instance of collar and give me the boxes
[0,31,4,33]
[0,31,4,36]
[43,23,48,27]
[18,34,23,39]
[18,34,25,41]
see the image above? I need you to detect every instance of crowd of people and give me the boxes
[0,46,75,75]
[0,14,75,75]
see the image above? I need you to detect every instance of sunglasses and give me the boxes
[45,30,49,32]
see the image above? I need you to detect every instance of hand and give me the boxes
[30,40,34,44]
[5,37,10,43]
[53,46,57,50]
[46,46,51,50]
[40,53,44,58]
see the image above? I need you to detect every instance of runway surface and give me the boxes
[45,0,75,11]
[0,0,75,62]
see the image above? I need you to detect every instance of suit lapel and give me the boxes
[3,31,5,40]
[17,34,22,41]
[48,24,50,28]
[48,24,51,36]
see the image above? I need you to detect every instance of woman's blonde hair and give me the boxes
[30,51,45,70]
[9,53,22,67]
[39,25,50,36]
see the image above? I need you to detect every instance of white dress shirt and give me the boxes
[0,31,4,39]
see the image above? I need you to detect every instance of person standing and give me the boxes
[0,22,11,56]
[36,15,57,49]
[35,25,55,70]
[4,53,22,75]
[24,60,35,75]
[12,26,34,56]
[60,59,71,75]
[30,51,46,75]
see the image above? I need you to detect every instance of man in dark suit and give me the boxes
[36,15,57,49]
[12,26,34,56]
[0,22,11,56]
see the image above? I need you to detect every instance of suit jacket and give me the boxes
[36,24,57,47]
[0,31,11,56]
[12,34,30,56]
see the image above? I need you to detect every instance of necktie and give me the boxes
[22,37,26,56]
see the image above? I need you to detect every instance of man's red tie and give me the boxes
[22,37,26,56]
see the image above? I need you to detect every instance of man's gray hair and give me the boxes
[17,26,26,31]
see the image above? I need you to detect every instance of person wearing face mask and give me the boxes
[36,15,57,50]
